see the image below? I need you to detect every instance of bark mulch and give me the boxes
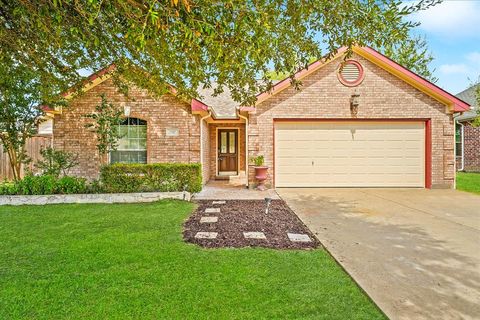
[183,200,320,249]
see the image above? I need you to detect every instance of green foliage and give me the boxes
[472,83,480,128]
[0,60,44,180]
[0,0,440,105]
[382,35,438,82]
[100,163,202,193]
[250,155,265,166]
[14,175,57,195]
[0,175,87,195]
[83,94,124,161]
[35,147,79,177]
[55,176,87,194]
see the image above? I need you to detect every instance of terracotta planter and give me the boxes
[254,166,269,191]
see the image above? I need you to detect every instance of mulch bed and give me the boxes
[183,200,320,249]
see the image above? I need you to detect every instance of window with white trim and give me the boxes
[110,117,147,164]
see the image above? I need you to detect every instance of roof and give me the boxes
[455,84,479,121]
[45,46,470,118]
[255,46,470,113]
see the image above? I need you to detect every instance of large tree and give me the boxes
[0,0,440,105]
[0,61,43,180]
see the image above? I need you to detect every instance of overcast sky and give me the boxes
[409,0,480,94]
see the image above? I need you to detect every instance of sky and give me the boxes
[408,0,480,94]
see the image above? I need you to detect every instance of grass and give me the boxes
[457,172,480,194]
[0,200,385,319]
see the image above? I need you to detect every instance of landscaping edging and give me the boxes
[0,191,191,206]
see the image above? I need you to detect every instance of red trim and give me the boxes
[361,47,470,112]
[191,98,209,112]
[425,119,432,189]
[272,118,432,188]
[256,47,349,102]
[337,60,365,87]
[256,47,470,112]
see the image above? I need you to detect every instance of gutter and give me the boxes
[237,107,249,188]
[199,110,212,185]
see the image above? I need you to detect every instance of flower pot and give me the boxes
[254,166,269,191]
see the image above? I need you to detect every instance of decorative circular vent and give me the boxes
[337,60,364,86]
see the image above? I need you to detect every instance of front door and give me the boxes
[218,129,238,175]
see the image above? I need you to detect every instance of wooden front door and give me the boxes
[218,129,238,175]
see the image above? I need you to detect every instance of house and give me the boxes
[455,84,480,172]
[43,46,470,189]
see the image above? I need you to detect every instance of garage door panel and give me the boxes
[275,121,425,187]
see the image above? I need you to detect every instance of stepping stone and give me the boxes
[200,216,218,223]
[205,208,220,213]
[212,201,226,205]
[243,232,266,240]
[194,232,218,239]
[287,233,312,242]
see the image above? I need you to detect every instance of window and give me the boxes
[455,123,463,159]
[110,117,147,164]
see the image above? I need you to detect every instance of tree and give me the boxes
[35,147,79,177]
[472,82,480,127]
[0,0,441,105]
[83,94,124,164]
[382,35,438,82]
[0,61,44,180]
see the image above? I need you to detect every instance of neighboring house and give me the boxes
[44,46,469,189]
[455,85,480,172]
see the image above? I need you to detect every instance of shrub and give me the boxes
[35,147,79,177]
[15,174,57,195]
[100,163,202,193]
[55,176,87,194]
[0,175,88,195]
[0,181,17,195]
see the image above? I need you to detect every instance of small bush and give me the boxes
[0,175,88,195]
[55,176,87,194]
[100,163,202,193]
[35,147,79,177]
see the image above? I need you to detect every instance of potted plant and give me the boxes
[251,155,268,191]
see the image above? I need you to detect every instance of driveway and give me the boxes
[277,188,480,320]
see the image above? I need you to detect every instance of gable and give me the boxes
[255,47,470,113]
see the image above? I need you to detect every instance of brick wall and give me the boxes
[53,79,202,180]
[248,53,455,188]
[208,123,246,179]
[463,123,480,172]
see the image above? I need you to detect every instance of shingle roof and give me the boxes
[455,84,479,121]
[197,85,239,118]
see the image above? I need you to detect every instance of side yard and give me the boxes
[0,200,385,319]
[457,172,480,194]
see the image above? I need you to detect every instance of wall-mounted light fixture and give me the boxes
[123,105,131,117]
[350,91,360,117]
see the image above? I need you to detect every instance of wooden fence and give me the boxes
[0,135,52,181]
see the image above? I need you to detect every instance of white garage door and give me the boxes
[274,121,425,187]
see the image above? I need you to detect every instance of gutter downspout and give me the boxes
[200,109,212,185]
[237,107,249,188]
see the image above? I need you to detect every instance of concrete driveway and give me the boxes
[277,188,480,320]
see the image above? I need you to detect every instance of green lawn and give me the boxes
[457,172,480,194]
[0,200,384,319]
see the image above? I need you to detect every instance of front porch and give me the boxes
[194,180,279,200]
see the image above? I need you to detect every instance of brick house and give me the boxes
[455,85,480,172]
[44,46,470,189]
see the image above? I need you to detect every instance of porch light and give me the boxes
[124,105,131,117]
[350,91,360,116]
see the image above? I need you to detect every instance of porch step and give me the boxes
[215,175,230,180]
